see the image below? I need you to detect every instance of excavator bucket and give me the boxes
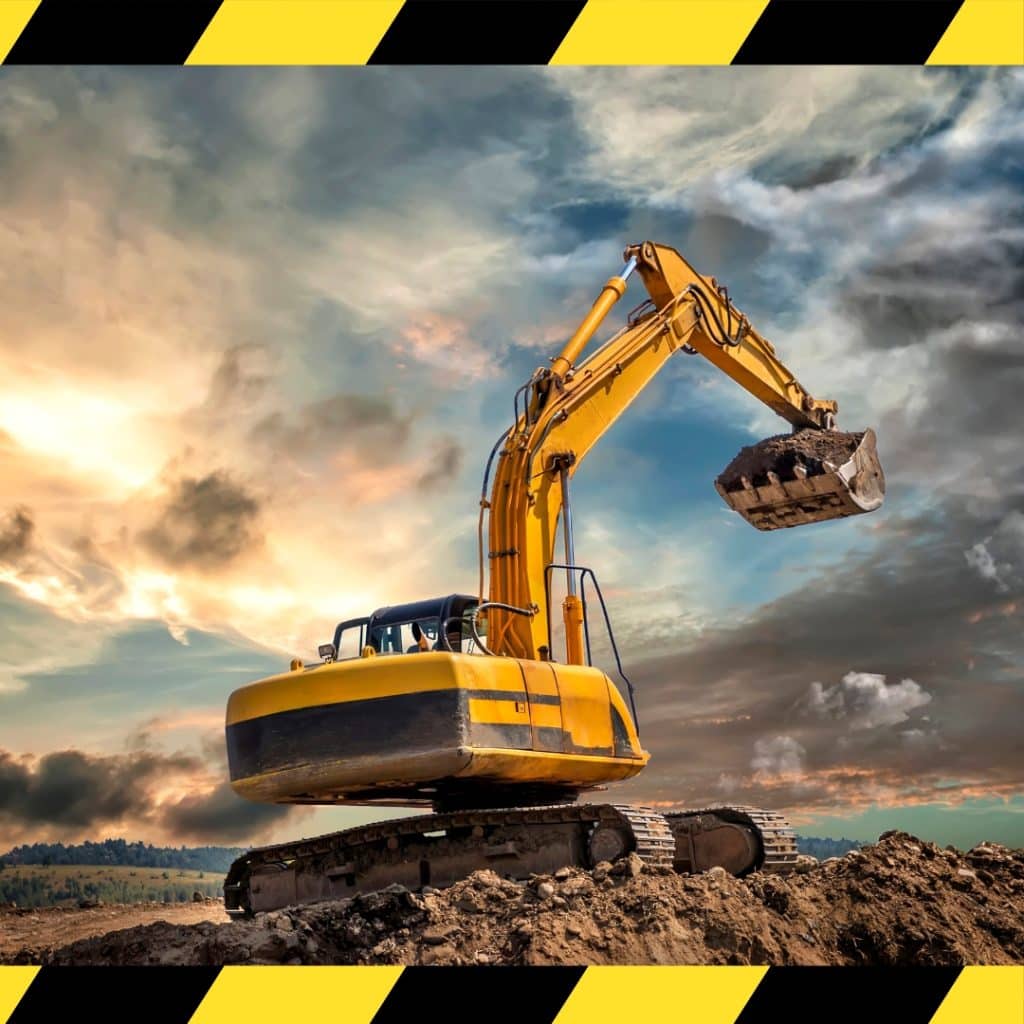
[715,428,885,531]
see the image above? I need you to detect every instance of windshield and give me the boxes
[371,618,441,654]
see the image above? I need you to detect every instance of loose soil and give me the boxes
[718,430,864,490]
[5,833,1021,966]
[0,899,227,962]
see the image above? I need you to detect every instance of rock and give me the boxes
[536,882,556,900]
[562,876,594,897]
[420,944,456,965]
[421,886,439,895]
[192,891,204,903]
[551,896,567,908]
[794,855,818,874]
[707,866,728,880]
[380,883,409,895]
[275,916,294,932]
[591,862,612,881]
[471,871,503,890]
[611,853,645,878]
[421,924,460,945]
[554,867,571,881]
[957,868,977,880]
[565,922,583,937]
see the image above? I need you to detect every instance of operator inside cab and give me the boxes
[406,621,431,654]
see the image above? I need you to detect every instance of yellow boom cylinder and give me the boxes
[550,257,637,377]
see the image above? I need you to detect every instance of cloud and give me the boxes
[965,539,1004,589]
[159,780,294,844]
[415,438,464,494]
[751,735,805,779]
[803,671,933,731]
[0,744,300,846]
[0,747,198,828]
[554,67,971,199]
[0,508,33,564]
[964,513,1024,594]
[250,392,412,458]
[139,472,263,571]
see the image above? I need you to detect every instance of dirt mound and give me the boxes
[717,429,864,490]
[7,833,1022,966]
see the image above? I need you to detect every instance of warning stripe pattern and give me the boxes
[0,0,1021,65]
[0,965,1022,1023]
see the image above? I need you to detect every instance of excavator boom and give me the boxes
[484,241,885,662]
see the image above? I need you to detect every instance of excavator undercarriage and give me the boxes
[224,802,796,917]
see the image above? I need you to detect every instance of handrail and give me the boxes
[543,562,640,733]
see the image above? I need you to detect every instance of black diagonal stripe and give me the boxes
[371,966,585,1024]
[732,0,964,64]
[4,0,223,64]
[9,966,221,1024]
[735,967,962,1024]
[368,0,586,64]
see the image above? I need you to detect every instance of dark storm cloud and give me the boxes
[629,500,1024,812]
[415,438,464,494]
[251,392,412,457]
[0,744,300,844]
[840,227,1024,351]
[160,781,295,844]
[0,507,33,564]
[204,345,271,409]
[140,472,262,570]
[0,748,199,828]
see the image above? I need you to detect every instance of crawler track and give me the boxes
[665,805,798,875]
[225,802,793,916]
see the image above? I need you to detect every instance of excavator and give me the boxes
[222,241,885,916]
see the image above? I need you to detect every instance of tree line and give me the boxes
[796,836,861,860]
[0,838,246,872]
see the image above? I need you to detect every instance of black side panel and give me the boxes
[227,690,463,781]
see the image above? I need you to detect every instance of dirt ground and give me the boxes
[4,833,1021,966]
[0,900,228,962]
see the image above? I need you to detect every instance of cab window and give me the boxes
[370,619,440,654]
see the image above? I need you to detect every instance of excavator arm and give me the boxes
[483,241,883,663]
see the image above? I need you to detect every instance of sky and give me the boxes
[1,66,1022,852]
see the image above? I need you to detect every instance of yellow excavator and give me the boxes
[223,241,885,915]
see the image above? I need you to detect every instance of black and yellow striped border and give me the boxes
[0,0,1020,65]
[0,965,1022,1023]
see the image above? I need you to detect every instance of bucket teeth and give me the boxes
[716,428,885,531]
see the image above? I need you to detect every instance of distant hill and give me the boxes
[0,839,246,873]
[796,836,862,860]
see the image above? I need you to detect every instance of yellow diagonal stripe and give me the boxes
[551,0,770,65]
[190,966,404,1024]
[0,967,38,1024]
[928,0,1024,64]
[555,966,768,1024]
[0,0,39,63]
[187,0,403,65]
[930,966,1024,1024]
